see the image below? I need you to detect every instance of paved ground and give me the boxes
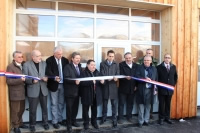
[11,108,200,133]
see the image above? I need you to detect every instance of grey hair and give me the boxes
[124,52,132,58]
[54,46,63,53]
[13,51,22,58]
[146,48,153,51]
[71,52,80,58]
[144,55,152,60]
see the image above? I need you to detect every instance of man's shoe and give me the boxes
[53,123,60,129]
[143,122,149,126]
[19,124,28,129]
[118,119,124,124]
[67,126,72,133]
[58,120,66,126]
[91,122,99,129]
[100,119,106,125]
[72,122,80,127]
[14,128,21,133]
[138,123,142,128]
[127,118,134,123]
[29,125,35,132]
[165,119,173,124]
[84,124,89,130]
[158,119,164,125]
[43,124,49,130]
[113,121,117,128]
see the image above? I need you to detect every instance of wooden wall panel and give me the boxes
[0,0,13,132]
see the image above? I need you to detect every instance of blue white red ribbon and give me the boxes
[0,70,174,90]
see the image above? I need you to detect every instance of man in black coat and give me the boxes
[46,47,69,129]
[80,59,104,130]
[63,52,82,133]
[157,53,178,125]
[100,50,119,128]
[118,52,137,124]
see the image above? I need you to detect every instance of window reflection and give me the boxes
[16,0,55,10]
[97,6,128,17]
[58,42,94,63]
[131,9,160,20]
[131,45,160,63]
[96,19,128,40]
[16,14,55,37]
[16,41,55,61]
[58,3,94,14]
[131,22,160,41]
[58,17,93,38]
[101,47,124,63]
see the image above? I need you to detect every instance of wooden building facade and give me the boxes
[0,0,199,132]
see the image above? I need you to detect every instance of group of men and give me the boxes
[7,47,177,133]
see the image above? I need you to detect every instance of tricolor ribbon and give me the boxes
[1,70,174,90]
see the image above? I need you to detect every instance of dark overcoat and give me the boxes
[80,67,103,106]
[135,64,158,104]
[100,60,119,100]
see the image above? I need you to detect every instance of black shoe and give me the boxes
[67,126,72,133]
[113,121,117,128]
[118,119,124,124]
[14,128,21,133]
[143,122,149,126]
[43,124,49,130]
[29,125,35,132]
[138,123,142,128]
[84,124,89,130]
[19,124,28,129]
[91,122,99,129]
[72,122,80,127]
[164,119,173,124]
[53,123,60,129]
[127,118,134,123]
[58,120,66,126]
[158,119,164,125]
[100,119,106,125]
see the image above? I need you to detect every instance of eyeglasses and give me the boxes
[17,56,23,58]
[165,57,171,59]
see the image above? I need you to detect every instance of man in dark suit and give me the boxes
[23,50,49,132]
[100,50,119,128]
[118,52,137,124]
[6,51,28,133]
[157,53,178,125]
[63,52,82,133]
[46,47,69,129]
[135,55,158,128]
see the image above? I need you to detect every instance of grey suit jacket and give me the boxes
[23,60,48,98]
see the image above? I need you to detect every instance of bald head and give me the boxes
[32,50,42,63]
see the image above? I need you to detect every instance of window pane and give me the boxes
[131,45,160,63]
[58,42,94,63]
[96,19,128,40]
[58,2,94,14]
[58,17,93,38]
[131,22,160,41]
[16,0,55,10]
[131,9,160,20]
[97,6,128,17]
[16,14,55,37]
[102,47,124,63]
[16,41,55,61]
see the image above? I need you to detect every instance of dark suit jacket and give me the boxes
[63,63,82,97]
[157,62,178,95]
[119,61,137,94]
[45,56,69,92]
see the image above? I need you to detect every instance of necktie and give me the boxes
[108,61,112,66]
[167,65,170,72]
[58,59,62,81]
[75,65,80,76]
